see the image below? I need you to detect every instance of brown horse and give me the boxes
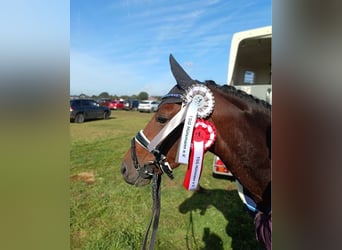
[121,54,271,249]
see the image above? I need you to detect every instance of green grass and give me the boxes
[70,110,263,250]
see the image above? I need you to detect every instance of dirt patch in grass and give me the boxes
[71,230,87,249]
[70,171,95,184]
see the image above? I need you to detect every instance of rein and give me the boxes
[131,133,165,250]
[141,173,161,250]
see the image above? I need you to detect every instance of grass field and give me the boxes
[70,111,263,250]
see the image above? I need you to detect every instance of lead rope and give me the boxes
[142,173,161,250]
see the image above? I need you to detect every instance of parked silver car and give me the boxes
[137,100,159,112]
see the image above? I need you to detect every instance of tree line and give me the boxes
[76,91,162,101]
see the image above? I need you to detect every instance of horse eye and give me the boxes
[156,116,168,124]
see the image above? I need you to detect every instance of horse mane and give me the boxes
[204,80,271,111]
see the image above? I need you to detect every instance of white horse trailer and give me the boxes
[213,26,272,177]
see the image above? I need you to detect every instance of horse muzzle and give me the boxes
[121,161,152,186]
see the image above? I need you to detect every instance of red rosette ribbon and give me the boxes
[183,119,216,190]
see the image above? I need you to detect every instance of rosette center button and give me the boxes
[193,95,205,108]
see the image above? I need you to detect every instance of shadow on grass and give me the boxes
[70,117,116,124]
[179,188,264,250]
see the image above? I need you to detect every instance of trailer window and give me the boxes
[244,71,255,84]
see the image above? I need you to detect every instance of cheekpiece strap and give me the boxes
[135,130,150,149]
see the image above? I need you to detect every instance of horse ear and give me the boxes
[169,54,193,90]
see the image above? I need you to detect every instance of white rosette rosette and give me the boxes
[183,84,215,119]
[177,84,215,164]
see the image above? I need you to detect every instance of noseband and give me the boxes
[131,130,174,179]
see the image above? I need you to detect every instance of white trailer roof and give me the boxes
[227,26,272,85]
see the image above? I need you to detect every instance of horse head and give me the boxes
[121,54,196,186]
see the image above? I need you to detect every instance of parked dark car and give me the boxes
[124,100,140,110]
[70,99,111,123]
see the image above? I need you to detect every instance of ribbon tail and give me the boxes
[177,101,198,164]
[183,141,204,190]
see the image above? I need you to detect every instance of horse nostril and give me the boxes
[121,163,127,175]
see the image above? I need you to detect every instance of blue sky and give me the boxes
[71,0,271,96]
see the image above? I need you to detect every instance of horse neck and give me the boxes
[209,85,271,208]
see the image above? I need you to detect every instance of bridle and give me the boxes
[130,130,174,180]
[130,117,181,250]
[130,93,187,181]
[128,92,190,250]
